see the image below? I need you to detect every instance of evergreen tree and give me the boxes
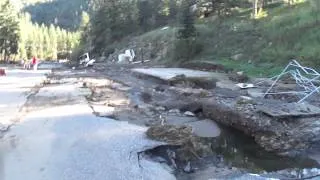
[80,11,90,31]
[169,0,178,23]
[0,0,20,61]
[174,0,200,62]
[49,24,58,59]
[178,0,196,39]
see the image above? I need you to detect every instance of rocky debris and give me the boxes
[162,115,198,126]
[247,88,264,98]
[169,75,217,90]
[146,125,214,161]
[58,64,320,161]
[154,85,166,93]
[236,96,255,105]
[257,102,320,118]
[179,166,242,180]
[201,95,320,155]
[229,71,249,83]
[272,168,320,179]
[155,98,203,113]
[146,125,193,145]
[155,106,166,111]
[216,81,240,91]
[169,109,181,115]
[184,111,195,117]
[188,168,320,180]
[168,86,210,97]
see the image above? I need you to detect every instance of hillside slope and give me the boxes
[22,0,89,30]
[104,1,320,77]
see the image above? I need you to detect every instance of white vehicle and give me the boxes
[79,53,95,67]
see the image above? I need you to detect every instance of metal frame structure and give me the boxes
[264,60,320,103]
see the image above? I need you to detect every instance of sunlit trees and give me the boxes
[0,0,20,61]
[17,13,79,60]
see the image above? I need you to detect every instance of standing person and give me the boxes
[32,56,38,71]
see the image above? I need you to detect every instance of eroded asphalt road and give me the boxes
[0,69,175,180]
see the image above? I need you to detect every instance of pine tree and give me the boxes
[178,0,196,39]
[80,11,90,31]
[173,0,200,62]
[49,24,58,59]
[0,0,20,61]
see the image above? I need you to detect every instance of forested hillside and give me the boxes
[77,0,320,76]
[0,0,79,61]
[2,0,320,71]
[23,0,89,30]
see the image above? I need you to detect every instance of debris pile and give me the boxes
[146,125,214,161]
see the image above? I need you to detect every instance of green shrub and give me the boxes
[172,38,203,62]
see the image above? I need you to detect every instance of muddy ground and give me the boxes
[47,62,320,179]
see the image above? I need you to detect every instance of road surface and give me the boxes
[0,69,49,128]
[0,69,175,180]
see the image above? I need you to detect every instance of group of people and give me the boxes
[21,56,38,70]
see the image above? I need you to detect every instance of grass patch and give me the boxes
[196,59,282,77]
[192,0,320,74]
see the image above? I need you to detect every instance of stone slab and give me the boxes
[132,68,229,81]
[257,102,320,118]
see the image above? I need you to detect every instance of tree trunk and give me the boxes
[4,50,8,62]
[253,0,258,18]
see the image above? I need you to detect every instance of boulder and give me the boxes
[231,53,243,61]
[169,109,180,114]
[184,111,195,117]
[155,106,166,111]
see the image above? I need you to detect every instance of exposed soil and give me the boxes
[49,63,320,179]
